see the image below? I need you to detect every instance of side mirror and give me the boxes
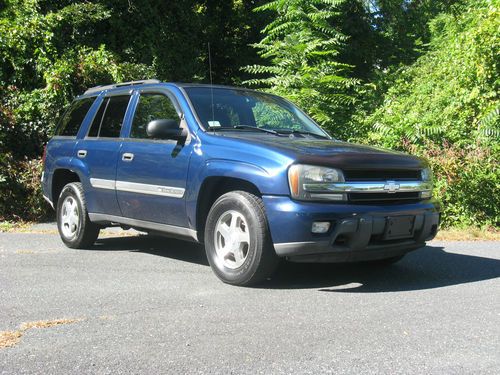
[146,119,187,140]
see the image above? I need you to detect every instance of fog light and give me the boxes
[420,191,432,199]
[312,221,331,234]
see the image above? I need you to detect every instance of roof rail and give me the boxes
[84,79,161,95]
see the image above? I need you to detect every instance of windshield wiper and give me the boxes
[276,129,330,139]
[208,124,281,136]
[233,125,281,135]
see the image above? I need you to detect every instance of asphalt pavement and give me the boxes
[0,229,499,374]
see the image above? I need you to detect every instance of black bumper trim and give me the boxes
[273,211,439,260]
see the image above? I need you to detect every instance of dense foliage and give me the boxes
[0,0,498,228]
[361,0,499,227]
[244,0,359,139]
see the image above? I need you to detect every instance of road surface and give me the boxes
[1,230,499,374]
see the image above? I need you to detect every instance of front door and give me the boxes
[115,90,192,227]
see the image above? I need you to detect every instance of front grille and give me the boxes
[344,169,421,181]
[348,192,421,204]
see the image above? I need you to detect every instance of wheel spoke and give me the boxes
[229,214,237,230]
[214,210,251,269]
[236,229,250,245]
[233,246,243,263]
[63,201,71,217]
[218,222,231,241]
[60,196,80,238]
[69,215,77,231]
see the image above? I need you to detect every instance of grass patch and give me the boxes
[435,227,500,241]
[20,318,81,330]
[0,221,18,232]
[1,220,138,237]
[0,221,37,233]
[0,330,23,349]
[0,318,82,349]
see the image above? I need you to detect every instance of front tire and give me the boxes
[204,191,279,286]
[56,182,99,248]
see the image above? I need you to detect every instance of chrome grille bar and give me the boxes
[303,181,432,194]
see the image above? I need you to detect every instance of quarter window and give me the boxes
[131,93,179,138]
[87,96,131,138]
[56,97,96,136]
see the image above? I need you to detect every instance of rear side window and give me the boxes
[56,97,95,136]
[87,95,131,138]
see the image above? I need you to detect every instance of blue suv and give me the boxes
[42,80,440,285]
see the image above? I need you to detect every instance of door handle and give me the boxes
[122,153,134,162]
[77,150,87,158]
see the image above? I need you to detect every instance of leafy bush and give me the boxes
[406,142,499,228]
[360,0,499,228]
[0,155,51,221]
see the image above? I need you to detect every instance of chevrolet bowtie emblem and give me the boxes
[383,181,400,193]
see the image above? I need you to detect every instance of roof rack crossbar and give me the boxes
[84,79,161,95]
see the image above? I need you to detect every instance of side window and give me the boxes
[131,93,179,138]
[87,95,130,138]
[87,98,107,137]
[56,97,95,136]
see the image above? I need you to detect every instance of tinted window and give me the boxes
[131,94,178,138]
[87,98,107,137]
[87,96,130,138]
[184,87,327,137]
[56,97,95,136]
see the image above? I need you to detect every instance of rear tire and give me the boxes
[56,182,99,248]
[204,191,279,286]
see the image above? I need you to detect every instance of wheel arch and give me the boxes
[51,169,82,207]
[195,176,262,243]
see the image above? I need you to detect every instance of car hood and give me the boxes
[220,133,426,170]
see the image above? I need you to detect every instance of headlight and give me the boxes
[288,164,345,201]
[420,167,433,198]
[421,167,433,181]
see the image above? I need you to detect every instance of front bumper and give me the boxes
[263,196,440,263]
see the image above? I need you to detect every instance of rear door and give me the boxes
[115,89,192,227]
[76,94,132,216]
[44,97,97,201]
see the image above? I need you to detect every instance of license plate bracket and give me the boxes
[384,216,415,240]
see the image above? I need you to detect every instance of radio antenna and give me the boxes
[208,42,215,128]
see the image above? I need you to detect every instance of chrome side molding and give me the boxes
[90,178,115,190]
[89,178,185,198]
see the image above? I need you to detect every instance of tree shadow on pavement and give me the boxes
[90,236,500,292]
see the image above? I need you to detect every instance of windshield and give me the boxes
[183,87,329,138]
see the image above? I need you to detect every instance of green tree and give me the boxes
[0,0,153,220]
[244,0,359,139]
[365,0,499,147]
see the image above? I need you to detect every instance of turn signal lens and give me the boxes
[288,165,300,197]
